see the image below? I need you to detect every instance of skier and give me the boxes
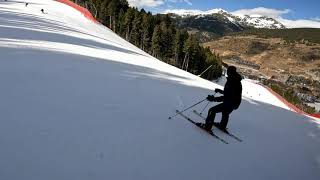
[200,66,242,132]
[41,9,44,14]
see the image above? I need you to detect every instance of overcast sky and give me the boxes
[127,0,320,28]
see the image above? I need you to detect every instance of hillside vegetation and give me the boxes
[230,28,320,44]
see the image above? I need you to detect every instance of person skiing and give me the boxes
[200,66,242,132]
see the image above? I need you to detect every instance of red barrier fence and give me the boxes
[311,114,320,118]
[264,85,319,119]
[55,0,97,23]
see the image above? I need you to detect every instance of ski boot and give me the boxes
[196,123,212,132]
[214,122,228,133]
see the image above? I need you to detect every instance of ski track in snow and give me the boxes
[0,0,320,180]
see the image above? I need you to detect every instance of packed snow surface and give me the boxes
[0,1,320,180]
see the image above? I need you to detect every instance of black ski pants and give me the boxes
[205,103,234,129]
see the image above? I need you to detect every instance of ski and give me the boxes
[193,110,243,142]
[175,110,228,144]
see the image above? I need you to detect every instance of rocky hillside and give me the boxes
[169,13,244,41]
[203,35,320,109]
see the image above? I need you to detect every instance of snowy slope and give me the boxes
[0,1,320,180]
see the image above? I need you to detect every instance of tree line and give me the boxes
[71,0,222,79]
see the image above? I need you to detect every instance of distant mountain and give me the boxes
[234,14,285,29]
[166,9,285,41]
[166,9,285,29]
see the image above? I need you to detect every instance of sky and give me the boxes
[127,0,320,28]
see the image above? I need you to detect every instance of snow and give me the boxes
[242,16,283,29]
[164,8,227,17]
[0,0,320,180]
[308,103,320,112]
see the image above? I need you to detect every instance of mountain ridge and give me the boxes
[165,8,286,29]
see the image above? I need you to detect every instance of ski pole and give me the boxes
[169,98,207,119]
[200,102,210,115]
[199,92,216,114]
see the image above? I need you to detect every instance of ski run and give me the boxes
[0,0,320,180]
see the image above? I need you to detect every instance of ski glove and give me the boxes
[207,95,215,102]
[215,88,223,94]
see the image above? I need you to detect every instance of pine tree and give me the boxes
[174,29,188,67]
[107,0,121,32]
[141,13,152,52]
[195,46,206,74]
[202,47,222,79]
[99,0,112,26]
[119,0,129,8]
[140,8,146,14]
[130,11,142,46]
[124,8,135,41]
[163,14,172,28]
[159,22,174,63]
[118,8,126,37]
[152,25,162,58]
[182,35,192,71]
[173,30,180,63]
[183,35,201,72]
[92,0,102,10]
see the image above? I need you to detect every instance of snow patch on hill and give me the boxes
[165,8,227,17]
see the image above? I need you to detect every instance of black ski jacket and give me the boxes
[215,73,243,109]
